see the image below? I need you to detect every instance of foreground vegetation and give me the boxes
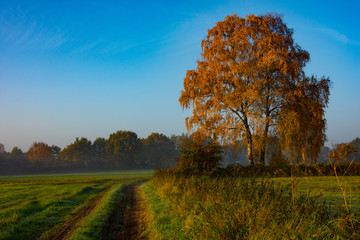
[0,171,151,240]
[1,168,359,239]
[143,170,360,239]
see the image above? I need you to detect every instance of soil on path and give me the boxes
[100,180,148,240]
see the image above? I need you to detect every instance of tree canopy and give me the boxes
[105,130,141,167]
[179,13,331,165]
[27,142,53,164]
[141,133,178,168]
[60,137,93,165]
[10,147,24,159]
[329,143,357,162]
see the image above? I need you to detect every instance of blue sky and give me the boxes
[0,0,359,151]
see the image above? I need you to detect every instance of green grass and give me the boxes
[141,183,188,240]
[144,170,360,240]
[272,176,360,211]
[0,171,152,240]
[1,170,359,239]
[67,182,123,240]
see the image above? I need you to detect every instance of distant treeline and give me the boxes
[0,132,359,175]
[221,162,360,177]
[222,137,360,166]
[0,131,189,175]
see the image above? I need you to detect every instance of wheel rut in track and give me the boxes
[42,185,111,240]
[101,180,148,240]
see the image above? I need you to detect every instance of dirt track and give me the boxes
[101,180,148,240]
[42,186,111,240]
[41,181,147,240]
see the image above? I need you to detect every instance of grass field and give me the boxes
[144,171,360,239]
[273,176,360,210]
[0,171,152,240]
[1,171,359,239]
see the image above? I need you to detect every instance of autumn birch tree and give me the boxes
[179,13,331,165]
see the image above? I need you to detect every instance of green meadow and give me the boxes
[273,176,360,210]
[143,171,360,239]
[1,171,359,239]
[0,171,152,240]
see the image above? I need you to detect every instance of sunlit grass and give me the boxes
[0,171,152,240]
[67,183,123,240]
[144,171,360,239]
[272,176,360,210]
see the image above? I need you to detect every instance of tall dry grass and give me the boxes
[144,169,359,239]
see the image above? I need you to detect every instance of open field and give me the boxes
[273,176,360,210]
[144,172,360,239]
[1,171,359,239]
[0,171,152,240]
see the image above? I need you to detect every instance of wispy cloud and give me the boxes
[0,9,67,51]
[68,35,169,57]
[69,41,100,55]
[313,27,360,45]
[99,38,162,55]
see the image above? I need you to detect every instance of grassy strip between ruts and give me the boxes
[68,178,146,240]
[66,183,124,240]
[142,170,360,240]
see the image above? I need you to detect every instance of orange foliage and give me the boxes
[27,142,52,163]
[179,13,331,165]
[329,143,357,162]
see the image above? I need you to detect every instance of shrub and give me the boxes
[175,139,222,175]
[268,153,288,168]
